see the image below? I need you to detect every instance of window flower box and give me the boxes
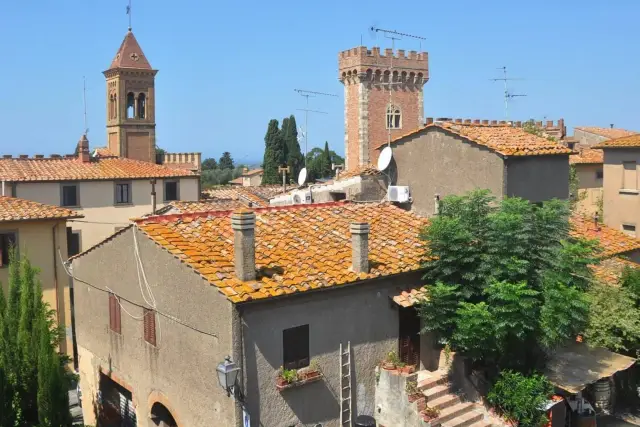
[276,366,323,391]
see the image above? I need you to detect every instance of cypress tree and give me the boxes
[262,119,286,184]
[284,115,304,182]
[321,141,333,178]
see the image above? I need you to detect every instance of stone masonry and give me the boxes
[339,46,429,170]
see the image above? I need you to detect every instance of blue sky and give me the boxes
[0,1,638,163]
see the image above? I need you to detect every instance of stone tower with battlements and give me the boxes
[339,46,428,170]
[104,30,157,163]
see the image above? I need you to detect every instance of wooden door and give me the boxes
[398,307,421,367]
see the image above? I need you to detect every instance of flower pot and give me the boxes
[400,365,415,374]
[382,362,396,371]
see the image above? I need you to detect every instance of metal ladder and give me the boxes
[340,341,353,426]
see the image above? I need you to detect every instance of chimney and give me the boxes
[350,222,370,273]
[77,134,91,163]
[594,212,601,231]
[610,124,614,129]
[232,210,256,281]
[426,117,434,125]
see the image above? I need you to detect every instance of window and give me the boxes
[61,184,79,207]
[126,92,135,119]
[0,232,17,267]
[143,308,156,346]
[115,182,131,204]
[108,293,121,334]
[386,105,402,129]
[596,169,603,180]
[622,224,636,237]
[623,161,637,190]
[66,228,80,257]
[137,93,146,119]
[283,324,309,370]
[164,180,179,201]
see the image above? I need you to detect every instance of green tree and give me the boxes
[320,142,333,178]
[219,152,234,170]
[621,264,640,301]
[262,120,287,184]
[418,283,460,343]
[282,115,304,182]
[452,302,495,363]
[304,143,344,181]
[202,158,218,170]
[487,371,553,427]
[0,249,73,426]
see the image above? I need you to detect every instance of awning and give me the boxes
[545,342,637,394]
[392,287,428,307]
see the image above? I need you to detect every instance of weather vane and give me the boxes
[126,0,132,31]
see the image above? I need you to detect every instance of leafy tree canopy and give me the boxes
[487,371,553,427]
[219,152,234,170]
[202,158,218,170]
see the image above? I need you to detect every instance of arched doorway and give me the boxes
[150,402,177,427]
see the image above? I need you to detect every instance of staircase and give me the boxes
[414,370,492,427]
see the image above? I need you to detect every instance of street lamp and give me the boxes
[216,356,240,397]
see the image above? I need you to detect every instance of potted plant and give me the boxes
[421,406,440,422]
[276,366,298,389]
[382,351,401,370]
[298,360,322,381]
[406,379,422,403]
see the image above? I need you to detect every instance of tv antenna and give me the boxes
[82,76,89,136]
[126,0,132,31]
[369,26,426,148]
[490,66,526,121]
[294,89,337,184]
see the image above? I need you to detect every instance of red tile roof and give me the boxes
[108,30,153,70]
[202,186,287,206]
[569,148,603,165]
[591,257,638,286]
[575,127,637,140]
[0,196,83,222]
[0,156,196,182]
[593,134,640,149]
[133,202,429,303]
[570,215,640,258]
[93,147,117,157]
[338,164,382,179]
[380,122,572,157]
[243,168,263,177]
[165,199,249,213]
[392,287,428,307]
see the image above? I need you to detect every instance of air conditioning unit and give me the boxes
[387,186,411,203]
[292,191,312,205]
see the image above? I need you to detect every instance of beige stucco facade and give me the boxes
[574,129,610,147]
[602,148,640,236]
[6,177,199,251]
[574,164,604,217]
[388,128,569,216]
[0,219,72,356]
[72,227,238,427]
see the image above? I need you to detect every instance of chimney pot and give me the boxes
[426,117,434,125]
[350,222,370,273]
[473,119,480,124]
[19,155,28,159]
[77,134,91,163]
[232,210,256,281]
[3,155,12,159]
[34,154,44,159]
[482,120,489,125]
[491,120,498,125]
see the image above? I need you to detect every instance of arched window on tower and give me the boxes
[126,92,135,119]
[109,94,116,119]
[386,104,402,129]
[137,93,146,119]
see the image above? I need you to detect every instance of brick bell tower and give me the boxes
[104,29,157,163]
[339,46,428,170]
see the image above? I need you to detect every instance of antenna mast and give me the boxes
[369,27,425,147]
[126,0,132,31]
[491,66,526,121]
[83,76,88,136]
[294,89,337,167]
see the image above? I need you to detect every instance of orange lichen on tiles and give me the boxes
[569,148,603,165]
[201,185,287,207]
[570,215,640,257]
[377,122,572,157]
[168,200,248,213]
[338,164,382,179]
[392,286,429,307]
[593,134,640,149]
[575,127,638,140]
[0,157,195,182]
[135,202,430,303]
[591,257,638,286]
[0,196,84,222]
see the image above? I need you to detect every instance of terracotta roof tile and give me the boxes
[575,127,637,140]
[591,257,638,286]
[570,215,640,257]
[338,164,382,179]
[0,196,83,222]
[0,157,196,182]
[380,122,572,157]
[202,186,287,206]
[108,30,152,70]
[134,202,429,303]
[166,199,249,213]
[228,177,243,185]
[593,134,640,149]
[392,286,428,307]
[569,148,603,165]
[243,168,263,177]
[93,147,117,157]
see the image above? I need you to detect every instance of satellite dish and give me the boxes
[297,167,308,186]
[377,146,393,171]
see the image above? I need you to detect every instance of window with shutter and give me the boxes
[109,293,121,334]
[143,308,156,346]
[0,232,17,267]
[282,324,309,370]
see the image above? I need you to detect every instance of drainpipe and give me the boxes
[150,179,157,215]
[51,224,60,321]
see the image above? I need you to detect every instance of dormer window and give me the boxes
[386,104,402,129]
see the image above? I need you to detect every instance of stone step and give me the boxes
[442,410,484,427]
[435,402,477,424]
[473,421,493,427]
[418,372,449,390]
[427,394,461,410]
[423,384,450,401]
